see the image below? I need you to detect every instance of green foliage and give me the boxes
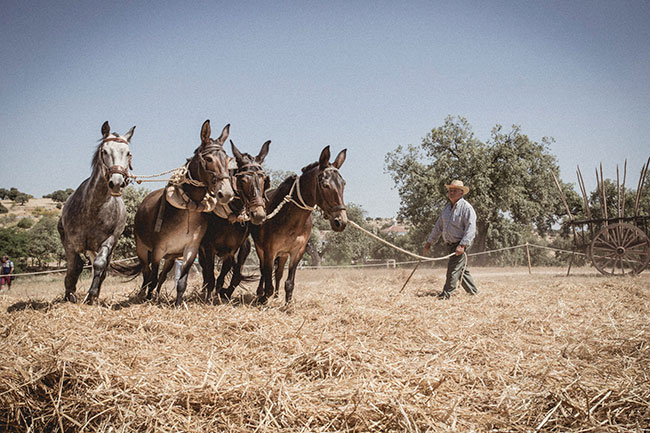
[16,218,34,229]
[0,189,9,200]
[114,186,150,259]
[27,216,62,267]
[0,203,7,214]
[0,227,29,263]
[385,116,572,263]
[321,203,374,265]
[14,193,30,205]
[44,188,75,203]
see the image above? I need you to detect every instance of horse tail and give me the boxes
[110,259,143,278]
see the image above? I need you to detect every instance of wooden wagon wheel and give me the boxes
[589,223,650,275]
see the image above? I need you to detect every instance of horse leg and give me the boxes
[64,251,84,302]
[284,254,303,304]
[155,257,175,299]
[175,248,199,307]
[146,261,160,300]
[257,254,276,304]
[225,241,251,298]
[86,239,115,304]
[274,255,288,299]
[198,244,216,302]
[217,257,233,299]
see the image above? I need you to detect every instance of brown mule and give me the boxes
[114,120,234,307]
[198,139,270,302]
[251,146,348,305]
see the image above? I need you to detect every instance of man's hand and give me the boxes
[455,244,465,256]
[423,242,431,255]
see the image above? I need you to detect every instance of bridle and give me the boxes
[187,144,231,190]
[100,136,132,187]
[317,166,346,219]
[233,162,268,211]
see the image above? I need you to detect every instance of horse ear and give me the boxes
[101,121,110,138]
[256,140,271,163]
[332,149,347,169]
[230,139,243,163]
[319,146,331,170]
[123,126,136,142]
[200,120,211,144]
[216,124,230,145]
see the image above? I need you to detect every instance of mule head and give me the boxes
[195,120,234,203]
[317,146,348,232]
[231,139,271,225]
[98,121,135,197]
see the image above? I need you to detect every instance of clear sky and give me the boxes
[1,0,649,217]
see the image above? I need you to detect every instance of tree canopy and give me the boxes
[385,116,573,254]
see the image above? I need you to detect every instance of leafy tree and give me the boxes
[0,188,9,199]
[321,203,374,265]
[113,186,150,259]
[15,193,30,205]
[385,116,574,262]
[0,203,7,214]
[7,188,20,201]
[27,216,61,267]
[0,227,29,264]
[44,188,75,203]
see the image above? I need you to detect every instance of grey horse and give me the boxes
[58,121,135,304]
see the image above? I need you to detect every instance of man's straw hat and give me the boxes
[445,180,469,194]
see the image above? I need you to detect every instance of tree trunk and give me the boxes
[474,220,490,266]
[305,242,322,267]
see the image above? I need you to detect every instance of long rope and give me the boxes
[348,221,454,262]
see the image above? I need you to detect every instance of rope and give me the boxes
[348,221,454,262]
[129,167,179,184]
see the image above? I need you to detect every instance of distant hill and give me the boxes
[0,198,61,224]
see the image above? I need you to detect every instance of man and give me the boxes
[423,180,478,299]
[0,255,15,291]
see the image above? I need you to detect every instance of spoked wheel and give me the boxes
[590,223,650,275]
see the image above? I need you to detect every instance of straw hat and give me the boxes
[445,180,469,194]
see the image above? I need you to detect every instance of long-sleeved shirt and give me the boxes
[426,198,477,246]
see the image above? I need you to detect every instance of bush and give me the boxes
[0,203,7,214]
[17,218,34,229]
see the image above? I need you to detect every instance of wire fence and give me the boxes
[7,220,581,278]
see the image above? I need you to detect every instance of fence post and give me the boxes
[525,242,532,274]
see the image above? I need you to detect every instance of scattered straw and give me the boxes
[0,266,648,432]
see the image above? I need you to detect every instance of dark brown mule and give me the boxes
[198,139,270,301]
[251,146,347,304]
[58,121,135,304]
[114,120,234,307]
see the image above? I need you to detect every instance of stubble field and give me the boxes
[1,266,648,432]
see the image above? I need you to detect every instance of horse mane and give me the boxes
[91,135,113,170]
[301,161,319,173]
[267,174,297,211]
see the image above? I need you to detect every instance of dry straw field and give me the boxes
[1,266,648,432]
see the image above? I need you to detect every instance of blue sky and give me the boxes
[1,0,649,217]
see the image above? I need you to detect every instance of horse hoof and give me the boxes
[64,293,77,303]
[254,296,268,306]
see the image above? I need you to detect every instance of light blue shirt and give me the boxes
[427,198,477,246]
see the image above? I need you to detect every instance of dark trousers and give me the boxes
[442,242,478,296]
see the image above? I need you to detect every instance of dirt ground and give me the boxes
[1,266,649,432]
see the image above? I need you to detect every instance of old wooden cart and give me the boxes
[554,158,650,276]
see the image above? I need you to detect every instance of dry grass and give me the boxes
[1,266,649,432]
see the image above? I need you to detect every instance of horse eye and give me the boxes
[204,156,214,163]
